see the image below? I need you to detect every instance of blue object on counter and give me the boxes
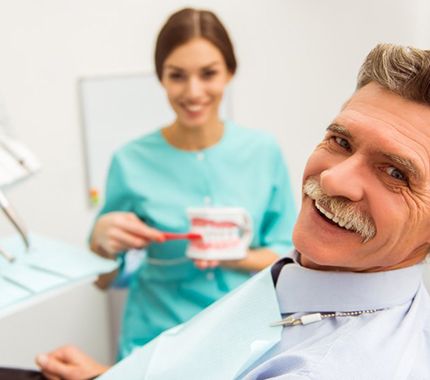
[0,233,117,311]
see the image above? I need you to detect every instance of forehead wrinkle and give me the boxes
[339,107,430,153]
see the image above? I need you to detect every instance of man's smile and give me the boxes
[314,201,355,231]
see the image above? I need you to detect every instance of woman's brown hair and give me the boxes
[154,8,237,81]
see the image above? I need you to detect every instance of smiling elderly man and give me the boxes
[36,43,430,380]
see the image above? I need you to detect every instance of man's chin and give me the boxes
[293,235,359,271]
[298,253,340,270]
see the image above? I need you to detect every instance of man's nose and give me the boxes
[320,157,365,202]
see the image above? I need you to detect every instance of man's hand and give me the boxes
[35,345,110,380]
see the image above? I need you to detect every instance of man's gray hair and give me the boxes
[357,43,430,105]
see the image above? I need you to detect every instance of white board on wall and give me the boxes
[78,72,233,207]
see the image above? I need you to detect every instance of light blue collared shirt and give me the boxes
[241,256,430,379]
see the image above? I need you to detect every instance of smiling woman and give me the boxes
[160,38,231,148]
[156,9,235,148]
[80,7,297,363]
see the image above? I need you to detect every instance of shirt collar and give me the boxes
[275,251,424,313]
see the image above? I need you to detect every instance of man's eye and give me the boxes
[386,166,407,181]
[334,136,351,151]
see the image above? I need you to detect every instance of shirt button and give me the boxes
[206,271,215,280]
[204,196,212,205]
[197,152,205,161]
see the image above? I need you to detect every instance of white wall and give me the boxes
[0,0,429,367]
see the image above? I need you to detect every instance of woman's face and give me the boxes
[161,37,232,129]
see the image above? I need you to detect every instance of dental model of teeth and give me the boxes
[191,227,241,249]
[190,218,241,249]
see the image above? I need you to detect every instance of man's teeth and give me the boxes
[314,202,334,219]
[314,202,354,231]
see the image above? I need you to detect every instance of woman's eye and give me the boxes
[386,166,407,181]
[168,72,185,81]
[201,70,217,79]
[333,136,351,151]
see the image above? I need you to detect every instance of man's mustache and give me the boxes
[303,177,376,243]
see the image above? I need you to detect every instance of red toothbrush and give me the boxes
[161,232,203,241]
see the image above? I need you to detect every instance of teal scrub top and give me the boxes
[97,120,296,359]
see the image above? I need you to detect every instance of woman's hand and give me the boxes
[90,212,165,258]
[193,259,220,270]
[35,345,109,380]
[194,248,280,272]
[221,248,280,271]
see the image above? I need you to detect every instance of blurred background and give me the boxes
[0,0,429,369]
